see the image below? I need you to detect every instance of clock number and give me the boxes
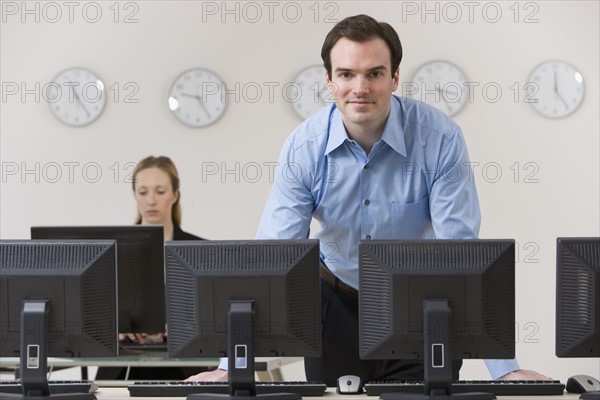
[109,2,140,23]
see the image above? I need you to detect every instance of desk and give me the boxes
[0,356,300,381]
[93,387,580,399]
[0,353,218,368]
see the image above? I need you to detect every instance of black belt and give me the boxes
[319,262,358,298]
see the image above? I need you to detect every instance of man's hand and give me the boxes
[185,369,228,382]
[498,369,552,381]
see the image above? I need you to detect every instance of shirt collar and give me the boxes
[324,96,407,157]
[380,96,407,157]
[324,105,347,155]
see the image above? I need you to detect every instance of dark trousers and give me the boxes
[305,278,462,387]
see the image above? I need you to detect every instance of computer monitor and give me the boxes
[359,239,516,400]
[31,226,165,333]
[556,237,599,400]
[0,240,118,400]
[164,240,321,400]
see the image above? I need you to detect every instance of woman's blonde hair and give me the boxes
[132,156,182,226]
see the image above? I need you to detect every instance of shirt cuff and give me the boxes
[218,357,228,371]
[484,358,520,380]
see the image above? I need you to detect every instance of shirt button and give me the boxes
[365,235,372,240]
[364,199,370,206]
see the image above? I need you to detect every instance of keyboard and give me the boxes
[128,381,327,397]
[120,342,168,352]
[364,380,565,396]
[0,380,98,394]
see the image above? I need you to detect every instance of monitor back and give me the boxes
[31,226,165,333]
[359,239,515,361]
[0,239,118,357]
[164,240,321,359]
[556,237,600,357]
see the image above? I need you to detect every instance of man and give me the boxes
[188,14,549,385]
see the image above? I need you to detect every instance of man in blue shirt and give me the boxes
[187,13,549,385]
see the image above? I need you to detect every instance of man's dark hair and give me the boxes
[321,14,402,78]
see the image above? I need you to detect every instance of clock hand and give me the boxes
[552,72,569,109]
[556,90,569,109]
[436,88,453,113]
[180,93,212,118]
[195,95,212,118]
[71,86,90,117]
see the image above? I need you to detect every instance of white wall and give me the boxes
[1,1,598,382]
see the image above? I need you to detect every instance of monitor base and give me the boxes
[381,392,495,400]
[188,394,300,400]
[581,391,600,400]
[0,394,95,400]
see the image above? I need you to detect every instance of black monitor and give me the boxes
[359,239,516,400]
[0,240,118,400]
[31,226,165,333]
[164,240,321,400]
[556,237,599,400]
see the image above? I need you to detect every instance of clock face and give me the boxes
[47,68,106,126]
[409,60,468,117]
[168,68,227,127]
[289,65,333,120]
[527,60,584,118]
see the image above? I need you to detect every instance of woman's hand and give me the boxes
[119,332,165,345]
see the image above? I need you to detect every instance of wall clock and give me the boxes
[168,68,227,127]
[47,67,106,126]
[289,65,332,120]
[527,60,584,118]
[410,60,468,117]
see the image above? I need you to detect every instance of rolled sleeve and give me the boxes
[485,358,520,380]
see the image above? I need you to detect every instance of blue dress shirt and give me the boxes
[252,95,518,379]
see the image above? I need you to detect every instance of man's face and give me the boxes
[326,37,399,132]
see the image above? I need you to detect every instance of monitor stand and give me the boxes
[3,300,96,400]
[188,300,300,400]
[381,300,496,400]
[581,392,600,399]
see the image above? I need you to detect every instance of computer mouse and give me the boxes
[337,375,363,394]
[566,375,600,394]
